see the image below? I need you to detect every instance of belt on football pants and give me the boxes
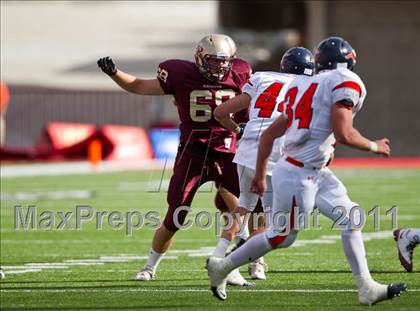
[285,156,323,170]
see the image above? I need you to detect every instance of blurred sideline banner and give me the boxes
[149,128,180,161]
[0,122,154,161]
[40,122,96,149]
[102,125,154,161]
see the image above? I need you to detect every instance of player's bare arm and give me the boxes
[97,56,164,95]
[331,104,390,156]
[111,70,164,95]
[251,115,288,196]
[214,93,251,132]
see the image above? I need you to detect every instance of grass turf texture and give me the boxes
[1,168,419,310]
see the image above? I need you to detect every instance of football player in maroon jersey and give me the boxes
[98,34,253,283]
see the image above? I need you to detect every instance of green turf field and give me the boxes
[1,168,419,310]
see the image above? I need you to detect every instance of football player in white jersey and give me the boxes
[211,47,315,281]
[207,36,407,305]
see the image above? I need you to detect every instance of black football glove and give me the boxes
[97,56,117,76]
[237,123,247,140]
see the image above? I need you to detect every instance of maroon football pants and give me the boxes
[163,142,263,232]
[163,142,239,232]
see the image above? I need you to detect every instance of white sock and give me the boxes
[341,230,372,282]
[237,223,250,240]
[222,232,273,273]
[405,228,420,244]
[145,249,164,272]
[212,238,230,257]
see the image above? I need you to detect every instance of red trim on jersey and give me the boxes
[268,196,296,247]
[335,102,353,110]
[333,81,362,97]
[286,156,304,168]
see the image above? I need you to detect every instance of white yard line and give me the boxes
[2,255,178,275]
[1,160,169,178]
[0,231,395,275]
[1,190,93,201]
[2,162,418,179]
[2,269,42,274]
[0,239,215,244]
[1,288,419,293]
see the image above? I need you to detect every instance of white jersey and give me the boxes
[282,68,366,168]
[233,71,295,174]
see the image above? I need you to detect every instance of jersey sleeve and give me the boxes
[231,58,253,90]
[242,72,262,98]
[331,70,365,108]
[156,60,181,95]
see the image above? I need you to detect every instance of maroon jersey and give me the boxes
[157,58,251,153]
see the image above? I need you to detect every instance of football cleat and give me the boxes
[133,266,155,281]
[357,278,407,305]
[211,282,227,301]
[248,257,268,280]
[387,283,408,299]
[394,229,416,272]
[226,268,255,286]
[206,257,229,301]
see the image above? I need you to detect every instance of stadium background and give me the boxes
[1,1,419,160]
[1,2,420,310]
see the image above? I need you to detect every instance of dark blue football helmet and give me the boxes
[314,36,356,73]
[280,47,314,76]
